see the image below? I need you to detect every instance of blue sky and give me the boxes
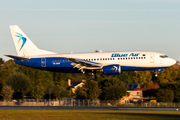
[0,0,180,61]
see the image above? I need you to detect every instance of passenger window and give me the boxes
[113,58,115,60]
[52,60,54,62]
[97,58,99,61]
[94,59,96,61]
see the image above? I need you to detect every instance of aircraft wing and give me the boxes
[68,58,102,71]
[4,54,30,60]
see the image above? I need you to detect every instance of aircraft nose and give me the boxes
[163,58,176,67]
[170,58,176,66]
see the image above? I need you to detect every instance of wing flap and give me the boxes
[68,58,103,70]
[69,58,102,67]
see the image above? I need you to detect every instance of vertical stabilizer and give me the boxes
[9,25,55,56]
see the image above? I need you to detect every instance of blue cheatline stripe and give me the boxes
[14,57,167,73]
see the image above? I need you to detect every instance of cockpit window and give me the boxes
[160,55,168,58]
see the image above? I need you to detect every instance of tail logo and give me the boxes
[16,33,27,51]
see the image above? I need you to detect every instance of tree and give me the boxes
[174,90,180,102]
[118,72,131,83]
[99,78,127,100]
[75,87,86,99]
[157,89,174,102]
[85,80,101,100]
[52,85,70,99]
[46,82,54,100]
[31,85,45,100]
[1,85,14,101]
[157,66,179,85]
[59,87,70,98]
[146,81,154,90]
[6,73,31,99]
[169,83,180,102]
[104,84,127,100]
[52,85,61,99]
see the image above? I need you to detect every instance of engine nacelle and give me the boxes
[103,65,121,75]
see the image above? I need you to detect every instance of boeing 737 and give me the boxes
[5,25,176,76]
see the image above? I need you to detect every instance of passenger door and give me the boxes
[150,54,155,63]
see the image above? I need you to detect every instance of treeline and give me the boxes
[0,58,180,102]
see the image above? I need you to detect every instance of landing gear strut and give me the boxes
[91,70,96,80]
[155,72,158,77]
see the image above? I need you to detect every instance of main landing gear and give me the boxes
[91,70,96,80]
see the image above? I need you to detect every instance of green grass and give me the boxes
[0,110,180,120]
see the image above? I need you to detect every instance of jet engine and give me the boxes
[103,65,121,75]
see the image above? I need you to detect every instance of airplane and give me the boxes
[5,25,176,77]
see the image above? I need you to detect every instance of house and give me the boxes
[120,84,147,104]
[68,79,85,93]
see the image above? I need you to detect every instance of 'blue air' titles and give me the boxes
[111,53,140,57]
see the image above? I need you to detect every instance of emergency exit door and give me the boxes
[41,58,46,67]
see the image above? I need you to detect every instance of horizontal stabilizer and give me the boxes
[4,54,30,60]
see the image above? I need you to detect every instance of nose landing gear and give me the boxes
[155,72,158,77]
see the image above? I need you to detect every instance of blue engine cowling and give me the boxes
[103,65,121,75]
